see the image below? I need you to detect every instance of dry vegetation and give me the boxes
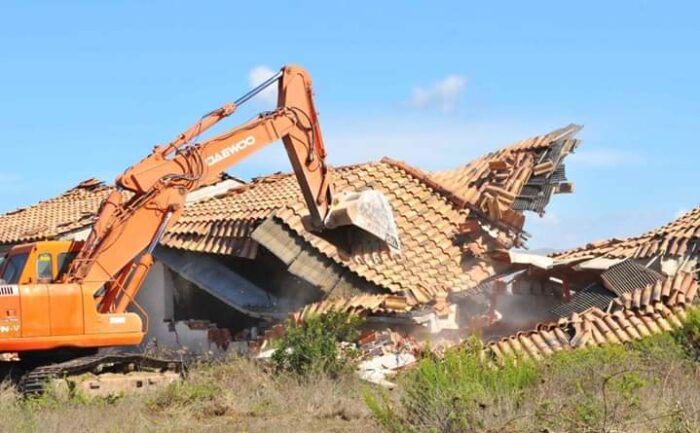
[0,358,375,433]
[1,310,700,433]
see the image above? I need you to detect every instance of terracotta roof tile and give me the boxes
[0,173,242,247]
[292,293,412,321]
[166,160,479,298]
[487,271,698,362]
[0,178,114,244]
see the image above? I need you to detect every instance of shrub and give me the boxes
[673,307,700,358]
[365,337,539,433]
[271,312,363,377]
[365,336,700,433]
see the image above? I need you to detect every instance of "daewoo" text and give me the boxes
[206,135,256,166]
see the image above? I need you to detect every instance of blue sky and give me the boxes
[0,1,698,250]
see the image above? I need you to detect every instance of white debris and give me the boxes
[357,352,416,388]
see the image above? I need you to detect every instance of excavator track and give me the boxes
[18,353,185,397]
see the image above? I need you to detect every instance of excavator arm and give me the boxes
[117,66,333,225]
[66,65,400,315]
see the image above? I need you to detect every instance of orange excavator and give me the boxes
[0,65,400,394]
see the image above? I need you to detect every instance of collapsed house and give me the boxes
[0,124,582,351]
[488,271,698,362]
[158,124,581,333]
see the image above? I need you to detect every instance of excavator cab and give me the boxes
[0,241,83,285]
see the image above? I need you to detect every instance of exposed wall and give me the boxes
[134,261,175,345]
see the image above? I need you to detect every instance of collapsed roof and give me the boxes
[161,124,582,313]
[485,198,700,356]
[488,271,698,362]
[0,125,583,317]
[499,206,700,299]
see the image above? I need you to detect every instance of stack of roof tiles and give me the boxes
[432,124,580,224]
[292,293,412,322]
[488,271,698,362]
[553,206,700,260]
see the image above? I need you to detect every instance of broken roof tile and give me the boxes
[292,293,413,322]
[488,271,698,362]
[432,124,581,220]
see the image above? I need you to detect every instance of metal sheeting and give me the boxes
[155,246,300,320]
[549,282,616,318]
[252,216,380,299]
[601,259,663,296]
[511,135,578,215]
[550,165,567,183]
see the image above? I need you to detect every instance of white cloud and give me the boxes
[408,74,467,113]
[248,65,278,105]
[571,149,645,168]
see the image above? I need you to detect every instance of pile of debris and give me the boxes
[356,329,420,388]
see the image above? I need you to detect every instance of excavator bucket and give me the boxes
[325,190,401,254]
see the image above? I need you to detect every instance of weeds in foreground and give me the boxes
[366,313,700,433]
[365,336,539,433]
[1,311,700,433]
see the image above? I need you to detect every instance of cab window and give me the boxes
[0,253,29,284]
[37,253,53,282]
[57,252,77,278]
